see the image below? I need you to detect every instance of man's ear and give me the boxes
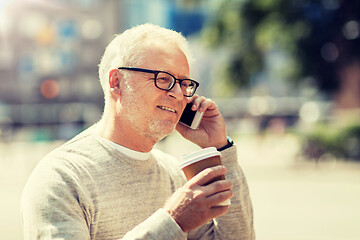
[109,69,122,95]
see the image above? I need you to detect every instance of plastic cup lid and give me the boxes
[179,147,220,169]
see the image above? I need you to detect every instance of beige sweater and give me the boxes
[21,126,254,239]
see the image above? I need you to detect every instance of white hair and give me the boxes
[98,23,193,103]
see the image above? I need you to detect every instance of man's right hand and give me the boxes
[163,165,233,232]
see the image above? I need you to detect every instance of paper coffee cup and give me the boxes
[180,147,231,206]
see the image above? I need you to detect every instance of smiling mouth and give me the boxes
[157,106,177,113]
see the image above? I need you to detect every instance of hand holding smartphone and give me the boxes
[179,102,204,129]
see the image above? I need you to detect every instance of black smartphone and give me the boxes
[179,102,204,129]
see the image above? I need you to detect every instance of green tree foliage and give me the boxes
[202,0,360,94]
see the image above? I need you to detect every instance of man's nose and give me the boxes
[168,81,184,99]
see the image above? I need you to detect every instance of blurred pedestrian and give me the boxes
[21,23,254,240]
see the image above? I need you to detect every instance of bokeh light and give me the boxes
[299,101,320,123]
[40,79,60,99]
[81,19,103,40]
[18,12,48,40]
[343,20,360,40]
[248,95,277,116]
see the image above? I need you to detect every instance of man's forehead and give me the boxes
[137,42,190,77]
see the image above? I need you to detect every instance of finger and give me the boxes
[204,180,233,196]
[187,94,198,103]
[206,189,233,207]
[186,94,198,110]
[190,166,227,186]
[197,98,215,113]
[191,96,206,111]
[208,205,229,219]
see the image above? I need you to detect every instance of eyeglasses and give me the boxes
[118,67,199,97]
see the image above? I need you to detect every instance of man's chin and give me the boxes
[148,120,176,139]
[158,124,176,137]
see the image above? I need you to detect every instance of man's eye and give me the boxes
[182,80,194,87]
[157,77,172,82]
[181,82,189,87]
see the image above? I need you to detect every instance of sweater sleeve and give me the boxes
[187,145,255,240]
[21,158,95,240]
[121,209,186,240]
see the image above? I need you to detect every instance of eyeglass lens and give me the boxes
[156,72,196,97]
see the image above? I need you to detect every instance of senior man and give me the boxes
[21,23,254,240]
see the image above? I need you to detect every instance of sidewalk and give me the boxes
[245,162,360,240]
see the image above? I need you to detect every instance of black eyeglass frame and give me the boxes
[117,67,199,97]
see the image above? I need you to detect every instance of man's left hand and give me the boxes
[176,95,228,149]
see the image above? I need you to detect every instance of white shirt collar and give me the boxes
[102,138,151,161]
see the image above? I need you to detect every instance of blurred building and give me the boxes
[0,0,207,141]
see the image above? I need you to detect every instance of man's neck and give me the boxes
[95,115,156,153]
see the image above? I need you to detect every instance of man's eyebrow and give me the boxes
[160,69,190,79]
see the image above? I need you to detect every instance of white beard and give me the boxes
[120,83,175,142]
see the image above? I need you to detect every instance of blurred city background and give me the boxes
[0,0,359,239]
